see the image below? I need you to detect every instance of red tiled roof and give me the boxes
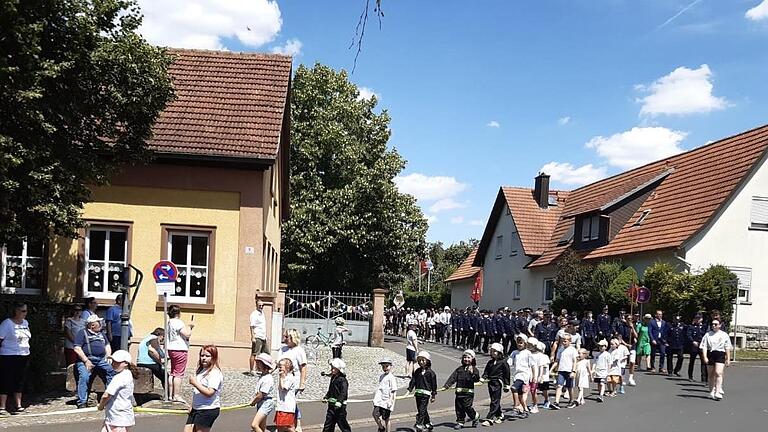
[445,247,481,282]
[528,124,768,267]
[503,187,570,255]
[148,49,292,160]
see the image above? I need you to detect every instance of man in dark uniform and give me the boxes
[580,310,597,357]
[451,310,460,348]
[503,309,515,354]
[470,310,480,352]
[686,312,708,382]
[666,315,687,376]
[597,305,612,342]
[481,311,493,353]
[493,309,505,344]
[516,309,529,338]
[611,310,627,339]
[534,312,558,356]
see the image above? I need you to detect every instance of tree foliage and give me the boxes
[0,0,174,241]
[554,252,637,313]
[552,250,594,311]
[281,63,428,292]
[399,239,478,304]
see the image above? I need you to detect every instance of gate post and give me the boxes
[275,283,288,314]
[370,287,388,347]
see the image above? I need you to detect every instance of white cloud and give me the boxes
[746,1,768,21]
[429,199,467,213]
[450,216,465,224]
[585,127,687,170]
[271,39,302,57]
[486,121,500,128]
[558,116,571,126]
[357,87,379,101]
[137,0,282,50]
[426,215,438,226]
[636,65,730,116]
[540,162,608,186]
[394,174,468,201]
[468,220,484,226]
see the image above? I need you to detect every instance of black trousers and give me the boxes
[332,346,342,359]
[436,324,444,342]
[322,405,351,432]
[455,393,477,422]
[688,350,707,381]
[583,337,596,356]
[480,334,490,353]
[415,394,431,426]
[650,343,667,370]
[486,381,503,420]
[452,328,457,346]
[666,348,684,374]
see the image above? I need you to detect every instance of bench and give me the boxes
[66,364,156,394]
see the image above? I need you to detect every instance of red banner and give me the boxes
[471,270,483,303]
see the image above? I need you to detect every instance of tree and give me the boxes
[552,250,594,312]
[281,63,428,292]
[0,0,174,242]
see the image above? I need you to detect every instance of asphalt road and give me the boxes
[9,337,768,432]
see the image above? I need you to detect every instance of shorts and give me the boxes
[708,351,726,364]
[629,349,637,363]
[556,371,573,389]
[607,375,621,384]
[373,405,392,421]
[593,377,606,384]
[168,350,188,377]
[528,381,538,393]
[186,408,220,428]
[538,381,551,391]
[0,355,29,394]
[275,411,296,427]
[101,424,132,432]
[251,338,269,355]
[512,379,528,394]
[257,398,276,416]
[406,349,416,362]
[636,344,651,356]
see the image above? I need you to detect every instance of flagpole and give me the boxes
[418,259,422,292]
[428,268,431,293]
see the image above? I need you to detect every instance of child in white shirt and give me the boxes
[275,358,298,432]
[507,335,533,417]
[250,353,276,432]
[607,339,627,396]
[552,334,578,410]
[592,340,611,402]
[575,349,591,406]
[534,342,552,410]
[98,350,136,432]
[373,359,399,432]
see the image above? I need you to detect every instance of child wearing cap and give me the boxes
[98,350,137,432]
[250,353,275,432]
[526,339,542,413]
[507,335,533,418]
[481,343,510,426]
[533,341,552,410]
[592,340,610,402]
[408,351,437,431]
[373,358,398,432]
[331,318,350,359]
[442,349,481,429]
[322,358,351,432]
[275,358,297,432]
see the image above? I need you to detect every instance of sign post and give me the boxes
[153,260,178,404]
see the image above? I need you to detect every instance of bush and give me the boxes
[401,289,450,311]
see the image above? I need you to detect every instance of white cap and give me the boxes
[329,358,346,373]
[490,342,504,353]
[109,350,132,363]
[378,357,393,365]
[444,306,450,310]
[256,353,275,369]
[462,349,476,359]
[86,314,101,324]
[516,333,528,342]
[527,337,539,346]
[537,342,546,352]
[597,339,609,346]
[417,351,431,361]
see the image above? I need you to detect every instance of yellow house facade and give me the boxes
[2,49,292,368]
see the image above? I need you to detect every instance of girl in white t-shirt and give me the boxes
[98,350,136,432]
[186,345,223,432]
[592,340,611,402]
[534,342,552,410]
[574,349,591,406]
[250,354,276,432]
[275,358,298,432]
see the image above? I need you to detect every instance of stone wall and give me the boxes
[736,325,768,349]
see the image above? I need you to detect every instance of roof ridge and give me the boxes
[501,185,571,194]
[166,47,293,61]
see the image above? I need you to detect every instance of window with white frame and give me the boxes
[85,228,127,298]
[168,232,210,304]
[495,235,503,259]
[581,215,600,241]
[728,266,752,304]
[543,278,555,303]
[750,197,768,230]
[513,280,521,299]
[1,238,45,295]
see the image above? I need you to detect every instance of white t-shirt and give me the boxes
[249,309,267,340]
[609,347,626,376]
[64,318,85,350]
[535,352,551,382]
[701,330,733,353]
[593,351,611,378]
[192,368,223,410]
[104,369,136,426]
[166,318,189,351]
[0,318,31,356]
[576,359,591,389]
[557,346,578,373]
[255,373,274,398]
[508,349,533,382]
[331,326,346,347]
[278,345,308,378]
[615,345,629,368]
[277,374,298,413]
[406,329,418,351]
[373,372,398,410]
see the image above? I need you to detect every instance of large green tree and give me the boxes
[282,63,427,292]
[0,0,174,241]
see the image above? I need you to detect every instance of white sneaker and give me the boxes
[628,377,636,386]
[530,406,539,414]
[715,390,724,398]
[709,390,717,400]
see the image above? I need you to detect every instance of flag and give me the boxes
[425,259,434,271]
[471,270,483,303]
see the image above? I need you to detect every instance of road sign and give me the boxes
[155,282,176,295]
[636,286,651,304]
[152,260,178,283]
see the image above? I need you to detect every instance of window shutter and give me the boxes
[751,197,768,225]
[728,266,751,302]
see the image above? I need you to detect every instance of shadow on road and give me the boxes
[676,394,713,400]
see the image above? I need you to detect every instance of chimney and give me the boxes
[534,172,550,209]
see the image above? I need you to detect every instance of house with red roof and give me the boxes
[447,124,768,337]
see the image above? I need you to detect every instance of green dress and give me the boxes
[635,322,651,356]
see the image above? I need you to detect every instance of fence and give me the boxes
[284,290,372,346]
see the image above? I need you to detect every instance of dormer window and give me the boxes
[581,214,600,241]
[575,213,610,250]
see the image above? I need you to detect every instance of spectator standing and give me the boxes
[64,305,85,366]
[73,314,114,409]
[81,297,98,322]
[105,294,126,352]
[0,302,31,415]
[249,300,269,375]
[167,304,195,403]
[137,328,166,388]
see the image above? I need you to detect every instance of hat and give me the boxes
[417,351,431,361]
[444,306,450,311]
[516,333,528,342]
[597,339,609,347]
[490,342,504,353]
[378,357,393,365]
[527,337,539,346]
[329,358,346,373]
[334,317,346,325]
[537,342,546,352]
[109,350,132,363]
[255,353,275,370]
[86,314,102,324]
[462,349,476,359]
[643,313,652,319]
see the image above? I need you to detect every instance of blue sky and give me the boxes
[137,0,768,245]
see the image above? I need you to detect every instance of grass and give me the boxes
[735,350,768,361]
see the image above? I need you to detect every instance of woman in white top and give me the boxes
[167,304,195,403]
[186,345,223,432]
[98,350,137,431]
[700,320,732,400]
[0,302,32,416]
